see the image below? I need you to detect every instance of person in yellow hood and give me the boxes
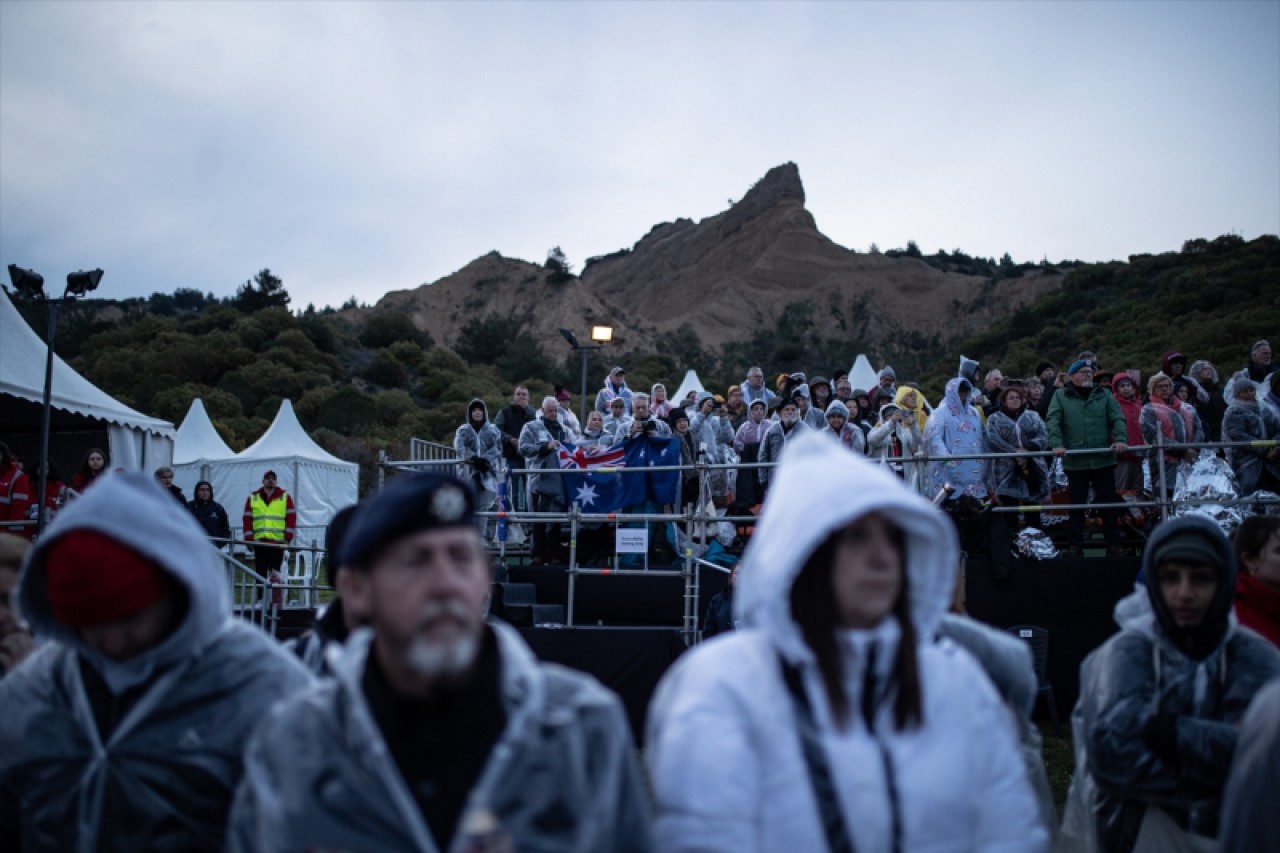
[894,385,930,433]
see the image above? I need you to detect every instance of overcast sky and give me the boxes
[2,0,1277,311]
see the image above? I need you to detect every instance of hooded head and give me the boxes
[1141,516,1237,660]
[20,473,230,693]
[193,480,216,503]
[1188,360,1218,386]
[467,398,489,428]
[735,431,958,665]
[824,399,850,424]
[957,356,981,384]
[1161,350,1187,376]
[942,377,974,413]
[894,384,921,411]
[1224,377,1260,408]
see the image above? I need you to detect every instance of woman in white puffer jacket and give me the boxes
[646,430,1049,853]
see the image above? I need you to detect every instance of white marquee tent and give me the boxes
[671,369,707,404]
[183,399,357,542]
[848,354,880,396]
[0,287,174,472]
[171,397,236,490]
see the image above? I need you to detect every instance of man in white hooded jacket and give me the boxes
[0,473,312,851]
[646,431,1047,852]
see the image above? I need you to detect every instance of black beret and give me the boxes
[338,472,476,568]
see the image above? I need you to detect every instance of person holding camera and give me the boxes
[867,402,925,495]
[623,393,671,442]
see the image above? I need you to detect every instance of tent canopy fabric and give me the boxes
[173,399,357,540]
[173,398,235,464]
[0,287,174,471]
[848,354,880,395]
[671,370,707,404]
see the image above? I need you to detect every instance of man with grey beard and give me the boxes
[228,472,651,852]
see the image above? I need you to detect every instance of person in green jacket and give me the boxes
[1046,359,1130,558]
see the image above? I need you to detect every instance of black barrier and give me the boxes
[509,564,729,628]
[964,555,1141,719]
[516,625,688,745]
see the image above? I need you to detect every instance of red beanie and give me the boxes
[45,530,171,628]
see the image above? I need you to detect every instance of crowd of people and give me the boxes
[450,340,1279,566]
[0,340,1277,850]
[2,425,1278,850]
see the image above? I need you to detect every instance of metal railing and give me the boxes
[379,432,1277,643]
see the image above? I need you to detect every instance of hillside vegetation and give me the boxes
[8,234,1275,495]
[917,233,1279,390]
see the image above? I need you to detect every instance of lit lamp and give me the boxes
[559,324,614,423]
[6,265,105,535]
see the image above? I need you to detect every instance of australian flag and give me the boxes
[557,436,681,513]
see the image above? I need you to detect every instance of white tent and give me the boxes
[172,398,236,492]
[0,287,174,472]
[848,354,880,395]
[671,369,707,404]
[198,399,357,543]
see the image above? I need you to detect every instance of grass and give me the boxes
[1040,721,1075,817]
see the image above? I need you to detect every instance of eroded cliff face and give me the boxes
[373,162,1059,359]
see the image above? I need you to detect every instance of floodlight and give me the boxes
[591,325,614,343]
[559,328,581,348]
[7,264,45,300]
[66,268,104,297]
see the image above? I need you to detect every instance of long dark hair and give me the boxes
[77,446,109,482]
[789,526,923,732]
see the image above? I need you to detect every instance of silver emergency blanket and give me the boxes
[1247,491,1280,516]
[1173,451,1243,533]
[1014,527,1057,560]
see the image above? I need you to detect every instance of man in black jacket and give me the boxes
[187,480,231,543]
[493,385,534,511]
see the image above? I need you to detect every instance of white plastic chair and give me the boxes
[286,548,315,606]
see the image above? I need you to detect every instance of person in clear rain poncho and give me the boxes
[228,472,650,853]
[1059,515,1280,852]
[645,431,1047,852]
[0,473,312,851]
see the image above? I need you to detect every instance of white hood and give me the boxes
[734,430,959,664]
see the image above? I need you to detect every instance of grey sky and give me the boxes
[2,0,1277,310]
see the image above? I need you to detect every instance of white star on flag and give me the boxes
[575,483,600,506]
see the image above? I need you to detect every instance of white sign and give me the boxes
[616,528,649,554]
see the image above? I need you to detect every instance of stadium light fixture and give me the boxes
[7,264,45,300]
[5,263,104,535]
[65,268,104,297]
[560,325,614,423]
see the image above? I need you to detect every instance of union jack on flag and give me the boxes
[557,443,627,471]
[553,437,678,512]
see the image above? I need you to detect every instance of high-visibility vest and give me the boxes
[250,492,289,542]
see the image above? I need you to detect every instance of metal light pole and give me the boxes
[8,265,103,536]
[559,325,613,424]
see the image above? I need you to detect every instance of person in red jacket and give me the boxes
[242,470,296,584]
[1233,516,1280,647]
[1112,373,1146,493]
[0,443,31,539]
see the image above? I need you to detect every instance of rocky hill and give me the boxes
[375,163,1062,366]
